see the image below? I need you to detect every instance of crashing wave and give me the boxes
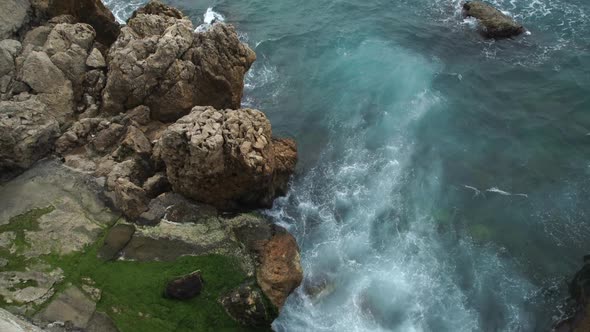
[195,7,225,32]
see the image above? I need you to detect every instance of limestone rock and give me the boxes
[31,0,120,46]
[164,271,204,300]
[220,282,276,327]
[157,106,297,210]
[0,99,60,172]
[113,177,149,219]
[463,1,525,39]
[0,0,30,40]
[102,1,255,121]
[256,230,303,309]
[21,50,66,93]
[86,48,105,68]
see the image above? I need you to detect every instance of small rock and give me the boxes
[142,172,170,198]
[463,1,525,39]
[86,48,106,68]
[220,282,276,327]
[98,223,136,261]
[164,271,204,300]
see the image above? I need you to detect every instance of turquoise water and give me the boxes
[107,0,590,330]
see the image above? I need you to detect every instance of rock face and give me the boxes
[157,106,297,210]
[31,0,120,45]
[0,99,60,174]
[102,0,256,121]
[463,1,525,39]
[164,271,204,300]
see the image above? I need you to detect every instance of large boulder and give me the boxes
[255,230,303,309]
[102,1,255,121]
[0,99,60,174]
[157,106,297,210]
[463,1,525,39]
[31,0,120,46]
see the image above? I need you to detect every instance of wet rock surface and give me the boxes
[463,1,525,39]
[220,281,276,327]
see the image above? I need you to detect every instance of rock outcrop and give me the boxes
[157,106,298,210]
[0,99,60,174]
[102,1,255,121]
[31,0,120,45]
[463,1,525,39]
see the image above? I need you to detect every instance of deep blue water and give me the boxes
[108,0,590,330]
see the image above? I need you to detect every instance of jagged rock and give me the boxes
[463,1,525,39]
[31,0,120,46]
[86,48,105,68]
[0,40,22,97]
[256,230,303,309]
[117,125,152,157]
[220,282,276,327]
[55,117,102,153]
[98,223,135,261]
[102,1,255,121]
[164,271,204,300]
[36,286,96,329]
[92,122,125,152]
[157,106,297,210]
[113,177,149,219]
[0,0,30,40]
[142,172,170,198]
[0,99,60,173]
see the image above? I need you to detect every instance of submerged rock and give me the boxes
[164,271,204,300]
[157,106,297,210]
[102,0,255,121]
[463,1,525,39]
[98,224,136,261]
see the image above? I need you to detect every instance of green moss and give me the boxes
[0,206,54,252]
[40,231,265,332]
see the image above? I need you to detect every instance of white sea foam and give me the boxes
[195,7,225,32]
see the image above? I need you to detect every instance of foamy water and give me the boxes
[106,1,590,331]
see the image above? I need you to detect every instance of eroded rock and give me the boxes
[157,106,297,210]
[102,1,255,121]
[220,282,276,327]
[0,99,60,174]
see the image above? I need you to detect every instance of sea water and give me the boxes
[106,0,590,330]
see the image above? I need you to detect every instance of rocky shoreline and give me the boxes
[0,0,302,330]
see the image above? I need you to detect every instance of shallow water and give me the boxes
[108,0,590,330]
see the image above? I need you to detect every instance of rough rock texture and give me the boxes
[102,1,255,121]
[164,271,204,300]
[31,0,120,45]
[463,1,525,39]
[157,106,297,210]
[0,99,60,173]
[255,231,303,309]
[220,282,276,327]
[0,0,30,40]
